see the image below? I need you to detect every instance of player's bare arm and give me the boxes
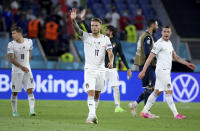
[70,8,83,36]
[107,49,114,69]
[8,53,29,73]
[138,52,156,79]
[172,51,195,70]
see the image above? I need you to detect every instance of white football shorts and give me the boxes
[84,69,106,92]
[11,72,35,92]
[155,69,172,91]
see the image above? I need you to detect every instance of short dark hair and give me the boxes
[106,25,116,37]
[162,25,171,29]
[147,19,157,27]
[91,18,102,25]
[11,25,23,33]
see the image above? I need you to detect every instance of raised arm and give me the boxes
[138,52,156,79]
[172,51,195,70]
[107,49,114,69]
[70,8,83,36]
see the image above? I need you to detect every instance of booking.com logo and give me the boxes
[0,74,127,98]
[172,74,199,102]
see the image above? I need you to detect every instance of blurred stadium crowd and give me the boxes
[1,0,200,71]
[0,0,160,58]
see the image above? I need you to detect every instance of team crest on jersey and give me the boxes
[23,46,25,49]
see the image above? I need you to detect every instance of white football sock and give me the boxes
[11,95,17,113]
[165,93,178,117]
[87,96,96,117]
[28,93,35,111]
[113,86,120,108]
[143,92,158,113]
[94,99,99,110]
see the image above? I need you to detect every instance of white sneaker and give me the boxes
[129,101,138,117]
[86,116,98,124]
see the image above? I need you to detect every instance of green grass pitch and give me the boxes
[0,100,200,131]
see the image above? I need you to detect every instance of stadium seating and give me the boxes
[31,39,44,61]
[0,39,8,58]
[179,43,190,60]
[194,64,200,72]
[30,60,47,69]
[73,41,85,61]
[87,0,155,21]
[126,0,137,4]
[120,41,137,68]
[162,0,200,38]
[58,62,84,70]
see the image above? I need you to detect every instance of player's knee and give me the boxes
[12,92,18,96]
[27,89,33,94]
[154,90,162,96]
[165,90,173,94]
[87,90,95,96]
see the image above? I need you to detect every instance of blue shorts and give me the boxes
[139,65,155,88]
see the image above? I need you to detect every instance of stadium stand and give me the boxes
[162,0,200,38]
[0,0,199,71]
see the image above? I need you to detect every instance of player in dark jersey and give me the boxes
[104,25,132,112]
[129,19,159,117]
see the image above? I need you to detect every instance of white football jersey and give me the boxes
[151,38,174,71]
[7,38,33,73]
[81,32,112,71]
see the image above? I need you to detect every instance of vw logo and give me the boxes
[172,74,199,102]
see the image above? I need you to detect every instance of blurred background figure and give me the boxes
[125,20,137,43]
[105,6,120,28]
[134,8,145,39]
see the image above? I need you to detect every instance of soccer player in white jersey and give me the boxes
[7,25,36,117]
[138,26,195,119]
[70,8,114,124]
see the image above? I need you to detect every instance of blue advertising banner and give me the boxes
[0,69,199,102]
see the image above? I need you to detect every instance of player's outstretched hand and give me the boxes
[21,66,29,73]
[80,9,86,20]
[127,69,132,80]
[70,8,77,20]
[108,62,113,69]
[138,70,145,80]
[186,62,196,70]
